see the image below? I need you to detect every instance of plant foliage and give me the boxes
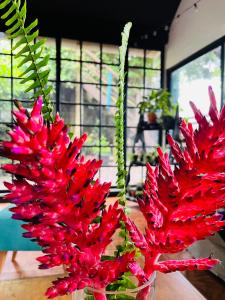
[0,0,53,120]
[115,22,132,206]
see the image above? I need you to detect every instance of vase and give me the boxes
[72,272,156,300]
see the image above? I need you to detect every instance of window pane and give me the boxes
[0,156,12,190]
[60,103,80,125]
[0,55,11,77]
[82,63,100,83]
[61,39,80,60]
[100,167,117,185]
[127,127,137,146]
[81,105,100,126]
[101,126,115,146]
[146,50,161,69]
[0,101,11,123]
[101,85,118,106]
[101,105,116,126]
[0,37,11,54]
[82,84,100,105]
[127,108,139,127]
[13,56,26,78]
[0,78,11,99]
[61,60,80,82]
[101,146,115,166]
[145,69,161,89]
[129,166,146,185]
[82,146,100,160]
[48,59,56,80]
[82,126,100,146]
[127,88,144,107]
[128,68,144,87]
[13,78,33,100]
[60,83,80,103]
[170,46,221,119]
[42,38,56,58]
[102,44,119,65]
[102,64,118,85]
[82,42,100,63]
[128,48,144,67]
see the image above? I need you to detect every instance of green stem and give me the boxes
[115,22,132,206]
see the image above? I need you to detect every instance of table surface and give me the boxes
[156,271,206,300]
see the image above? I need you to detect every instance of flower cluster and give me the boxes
[123,87,225,299]
[0,98,134,299]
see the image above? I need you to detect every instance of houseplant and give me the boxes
[138,89,176,128]
[0,1,225,300]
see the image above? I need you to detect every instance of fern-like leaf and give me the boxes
[0,0,53,120]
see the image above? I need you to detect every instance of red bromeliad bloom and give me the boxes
[0,97,134,299]
[124,87,225,299]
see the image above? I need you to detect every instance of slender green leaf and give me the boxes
[17,50,42,67]
[8,27,23,39]
[19,0,26,19]
[5,12,17,26]
[25,79,41,92]
[20,72,38,84]
[25,19,38,34]
[36,54,49,69]
[0,0,11,9]
[6,20,20,34]
[14,43,29,57]
[1,3,16,19]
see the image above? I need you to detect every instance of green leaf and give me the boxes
[43,85,53,96]
[25,19,38,34]
[17,50,42,67]
[25,79,41,92]
[5,12,17,26]
[1,3,16,19]
[19,0,26,19]
[29,38,46,52]
[20,72,38,84]
[0,0,11,9]
[14,44,29,57]
[6,20,20,34]
[36,54,49,70]
[8,27,23,39]
[32,89,42,99]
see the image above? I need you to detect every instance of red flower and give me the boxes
[124,87,225,299]
[0,98,134,298]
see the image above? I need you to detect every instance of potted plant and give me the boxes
[137,92,158,124]
[145,148,158,165]
[138,90,177,128]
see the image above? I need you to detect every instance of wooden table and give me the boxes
[157,271,206,300]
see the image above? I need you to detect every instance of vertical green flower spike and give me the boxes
[115,22,132,206]
[0,0,53,121]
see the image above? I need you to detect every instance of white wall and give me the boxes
[166,0,225,69]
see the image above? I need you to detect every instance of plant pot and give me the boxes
[72,273,156,300]
[162,115,175,130]
[147,112,157,124]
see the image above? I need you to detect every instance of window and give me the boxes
[127,49,161,185]
[170,46,222,123]
[0,35,162,191]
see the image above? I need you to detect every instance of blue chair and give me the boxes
[0,204,41,272]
